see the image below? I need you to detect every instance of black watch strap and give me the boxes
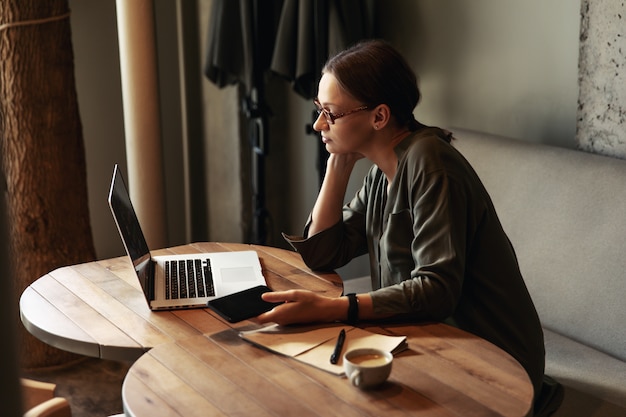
[346,293,359,325]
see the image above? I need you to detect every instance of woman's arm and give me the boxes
[257,290,389,326]
[308,153,361,236]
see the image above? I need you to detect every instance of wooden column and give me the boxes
[0,0,95,368]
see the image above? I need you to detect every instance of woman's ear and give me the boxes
[372,104,391,130]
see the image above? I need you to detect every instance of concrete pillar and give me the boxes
[116,0,168,249]
[577,0,626,158]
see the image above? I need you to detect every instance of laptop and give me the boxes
[107,164,267,310]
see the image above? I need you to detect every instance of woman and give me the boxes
[257,39,546,402]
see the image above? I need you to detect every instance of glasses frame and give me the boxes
[313,99,370,124]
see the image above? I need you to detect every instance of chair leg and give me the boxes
[20,378,57,411]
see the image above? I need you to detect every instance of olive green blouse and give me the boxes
[284,127,545,396]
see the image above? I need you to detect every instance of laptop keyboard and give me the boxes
[164,258,215,299]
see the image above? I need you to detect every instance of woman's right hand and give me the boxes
[326,152,363,173]
[256,290,347,325]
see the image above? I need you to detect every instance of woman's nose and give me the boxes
[312,112,328,132]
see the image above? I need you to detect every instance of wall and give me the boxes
[69,0,126,259]
[71,1,582,276]
[70,0,188,259]
[379,1,581,148]
[266,0,582,277]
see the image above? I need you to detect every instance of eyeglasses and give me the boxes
[313,98,370,124]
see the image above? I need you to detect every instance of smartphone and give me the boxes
[207,285,283,323]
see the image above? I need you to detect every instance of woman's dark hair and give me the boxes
[323,39,421,131]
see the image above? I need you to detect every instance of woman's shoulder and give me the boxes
[399,127,455,160]
[412,126,454,146]
[396,126,472,180]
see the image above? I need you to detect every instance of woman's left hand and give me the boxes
[256,290,345,326]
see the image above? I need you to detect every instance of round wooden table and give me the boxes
[20,241,533,416]
[122,322,533,417]
[19,242,343,361]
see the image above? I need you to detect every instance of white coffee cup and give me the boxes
[343,348,393,389]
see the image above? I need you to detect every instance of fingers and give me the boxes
[256,300,293,325]
[257,290,312,325]
[261,289,314,304]
[261,290,297,303]
[256,290,296,324]
[255,310,274,324]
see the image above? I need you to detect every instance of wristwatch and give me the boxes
[345,293,359,325]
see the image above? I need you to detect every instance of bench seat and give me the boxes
[453,128,626,417]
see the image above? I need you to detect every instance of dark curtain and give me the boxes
[270,0,374,183]
[271,0,374,100]
[204,0,374,243]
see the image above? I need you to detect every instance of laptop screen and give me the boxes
[108,165,153,298]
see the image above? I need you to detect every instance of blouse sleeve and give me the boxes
[283,172,373,271]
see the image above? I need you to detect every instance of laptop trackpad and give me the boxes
[221,266,257,282]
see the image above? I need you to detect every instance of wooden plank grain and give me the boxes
[29,274,142,356]
[419,323,524,370]
[94,255,140,288]
[124,355,217,417]
[48,266,174,351]
[183,241,237,254]
[250,243,344,293]
[123,374,185,417]
[206,335,368,417]
[63,261,202,343]
[416,327,532,405]
[147,338,277,417]
[363,324,502,417]
[280,330,452,417]
[25,244,532,417]
[170,308,230,334]
[201,328,422,417]
[174,332,322,417]
[390,328,529,417]
[340,323,530,417]
[398,324,532,405]
[390,351,493,417]
[115,245,533,417]
[19,286,100,357]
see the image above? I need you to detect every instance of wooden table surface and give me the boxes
[20,242,533,416]
[19,242,343,361]
[122,322,533,417]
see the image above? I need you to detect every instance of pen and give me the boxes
[330,328,346,364]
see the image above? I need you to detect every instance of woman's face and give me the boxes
[313,73,373,154]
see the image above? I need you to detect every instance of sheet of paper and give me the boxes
[240,324,408,375]
[240,323,347,357]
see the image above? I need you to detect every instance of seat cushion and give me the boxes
[341,275,372,295]
[544,328,626,412]
[452,128,626,363]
